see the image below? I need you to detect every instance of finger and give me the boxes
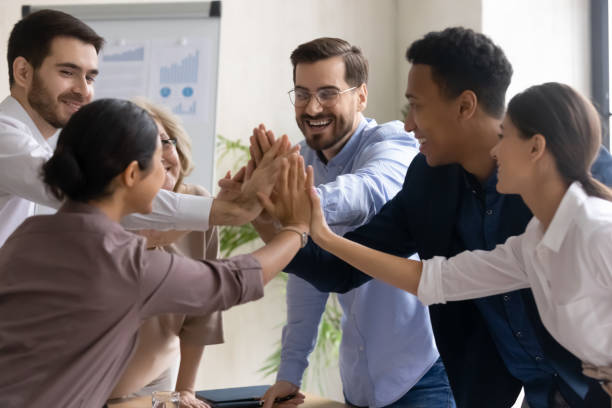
[287,154,298,195]
[218,178,241,191]
[245,159,255,181]
[260,387,281,408]
[305,165,314,190]
[278,157,290,196]
[309,186,323,216]
[257,192,276,217]
[217,171,231,187]
[296,155,306,190]
[259,136,284,167]
[232,166,246,183]
[288,143,301,155]
[250,134,264,165]
[256,124,272,153]
[266,129,276,147]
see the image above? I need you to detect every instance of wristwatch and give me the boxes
[281,226,308,248]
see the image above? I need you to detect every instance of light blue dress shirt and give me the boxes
[277,117,439,407]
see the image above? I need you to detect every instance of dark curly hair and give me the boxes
[291,37,368,87]
[406,27,512,118]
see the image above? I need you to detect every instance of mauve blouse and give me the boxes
[0,201,263,408]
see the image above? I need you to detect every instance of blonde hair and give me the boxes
[132,98,194,191]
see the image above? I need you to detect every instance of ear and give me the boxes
[120,160,141,188]
[12,57,33,89]
[530,134,547,162]
[356,83,368,112]
[457,90,477,120]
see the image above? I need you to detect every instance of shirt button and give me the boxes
[486,209,493,215]
[503,295,510,301]
[535,356,543,362]
[359,346,364,351]
[515,331,523,338]
[472,190,477,194]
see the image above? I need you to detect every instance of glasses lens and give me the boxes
[291,90,313,107]
[317,89,340,107]
[161,139,176,149]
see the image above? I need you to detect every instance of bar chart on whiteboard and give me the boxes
[94,37,212,122]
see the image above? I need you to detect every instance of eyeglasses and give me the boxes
[288,86,357,108]
[160,138,177,151]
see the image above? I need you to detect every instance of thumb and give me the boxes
[309,187,322,215]
[261,387,279,408]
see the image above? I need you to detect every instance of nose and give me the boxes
[490,141,499,160]
[304,95,324,116]
[404,108,416,132]
[72,75,91,100]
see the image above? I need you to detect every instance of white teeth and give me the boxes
[308,119,332,127]
[418,138,427,144]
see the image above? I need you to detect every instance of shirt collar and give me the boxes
[321,115,369,166]
[462,167,498,197]
[539,181,587,252]
[0,95,52,149]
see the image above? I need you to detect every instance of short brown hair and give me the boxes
[7,9,105,87]
[290,37,368,87]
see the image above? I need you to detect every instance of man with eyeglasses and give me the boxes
[246,37,455,408]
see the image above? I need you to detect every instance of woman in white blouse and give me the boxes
[298,82,612,398]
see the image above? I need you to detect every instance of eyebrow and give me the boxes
[295,85,340,91]
[55,62,99,76]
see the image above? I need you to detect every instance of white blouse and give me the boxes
[419,182,612,366]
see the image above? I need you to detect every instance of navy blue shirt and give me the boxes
[459,171,557,408]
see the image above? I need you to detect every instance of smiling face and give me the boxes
[156,120,181,191]
[26,36,98,129]
[404,64,466,167]
[490,115,535,194]
[294,56,366,159]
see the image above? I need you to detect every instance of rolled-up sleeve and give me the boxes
[418,236,530,306]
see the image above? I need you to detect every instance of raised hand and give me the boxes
[250,124,300,167]
[216,167,246,202]
[257,153,313,232]
[250,124,276,166]
[307,184,334,245]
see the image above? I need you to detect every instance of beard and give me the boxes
[298,112,354,152]
[27,72,84,129]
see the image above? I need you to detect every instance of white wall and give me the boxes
[395,0,482,115]
[482,0,591,100]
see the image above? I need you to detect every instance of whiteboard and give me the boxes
[25,2,221,192]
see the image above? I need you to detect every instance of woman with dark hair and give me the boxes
[294,82,612,399]
[0,98,311,408]
[110,100,223,408]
